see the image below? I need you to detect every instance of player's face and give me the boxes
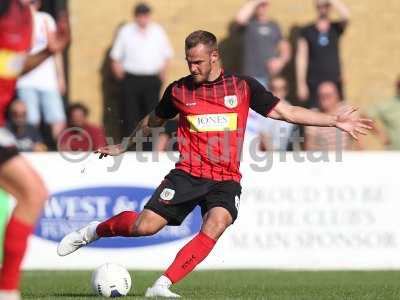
[185,44,218,84]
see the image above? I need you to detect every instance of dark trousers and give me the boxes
[121,73,162,137]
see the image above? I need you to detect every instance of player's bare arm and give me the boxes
[268,101,374,140]
[95,111,167,158]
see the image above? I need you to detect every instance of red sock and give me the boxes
[0,216,34,290]
[164,232,216,284]
[96,211,139,237]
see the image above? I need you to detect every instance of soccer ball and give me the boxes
[91,263,132,297]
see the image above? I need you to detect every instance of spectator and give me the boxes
[6,100,47,152]
[296,0,350,107]
[367,77,400,150]
[16,0,66,140]
[244,77,296,151]
[236,0,291,87]
[110,2,173,137]
[304,81,352,150]
[58,103,106,152]
[261,77,297,150]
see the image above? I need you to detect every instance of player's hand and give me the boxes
[47,11,71,54]
[335,106,374,140]
[95,144,126,159]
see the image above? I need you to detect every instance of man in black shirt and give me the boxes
[296,0,350,108]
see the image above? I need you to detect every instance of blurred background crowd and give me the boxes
[5,0,400,153]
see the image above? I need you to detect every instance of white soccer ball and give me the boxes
[91,263,132,297]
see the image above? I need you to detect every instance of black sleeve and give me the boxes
[243,76,280,116]
[332,21,347,35]
[154,83,179,119]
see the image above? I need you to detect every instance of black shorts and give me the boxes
[145,169,242,226]
[0,146,19,167]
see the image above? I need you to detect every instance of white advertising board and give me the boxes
[21,152,400,270]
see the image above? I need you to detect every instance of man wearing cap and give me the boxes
[110,2,173,138]
[296,0,350,108]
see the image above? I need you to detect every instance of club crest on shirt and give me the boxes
[160,188,175,201]
[224,95,238,109]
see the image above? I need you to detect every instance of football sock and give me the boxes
[164,232,216,284]
[96,211,138,237]
[0,216,34,290]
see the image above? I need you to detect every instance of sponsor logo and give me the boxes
[160,188,175,201]
[187,113,237,132]
[224,95,238,109]
[34,186,202,248]
[0,50,27,79]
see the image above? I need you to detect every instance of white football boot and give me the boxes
[57,221,100,256]
[0,290,21,300]
[145,275,181,298]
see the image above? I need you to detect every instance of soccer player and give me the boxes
[0,1,69,299]
[58,31,372,298]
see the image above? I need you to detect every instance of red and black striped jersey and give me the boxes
[155,71,279,182]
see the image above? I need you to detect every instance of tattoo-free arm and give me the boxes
[268,101,373,140]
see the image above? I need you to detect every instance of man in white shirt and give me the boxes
[110,2,173,138]
[17,0,66,142]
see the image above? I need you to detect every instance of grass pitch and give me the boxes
[21,270,400,299]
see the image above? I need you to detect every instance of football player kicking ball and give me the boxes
[58,31,373,298]
[0,1,69,299]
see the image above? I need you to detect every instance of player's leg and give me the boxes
[0,153,48,295]
[57,208,168,256]
[57,169,199,256]
[145,207,232,298]
[146,181,241,298]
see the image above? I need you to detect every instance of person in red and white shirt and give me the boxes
[58,30,373,298]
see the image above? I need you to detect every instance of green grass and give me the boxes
[21,270,400,299]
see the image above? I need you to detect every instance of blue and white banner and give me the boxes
[22,152,400,270]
